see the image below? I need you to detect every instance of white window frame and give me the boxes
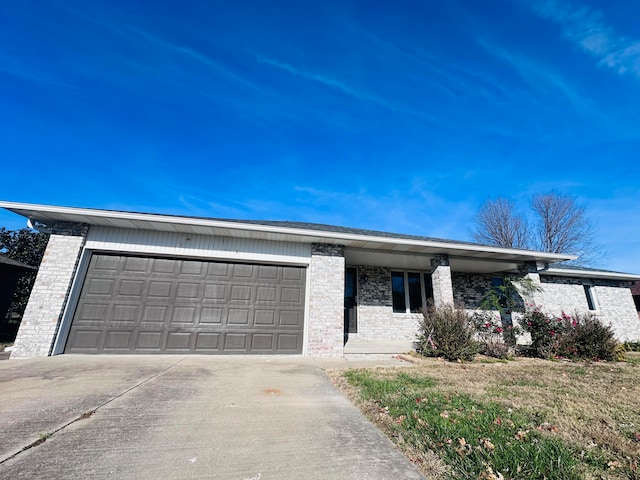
[391,270,431,314]
[582,281,598,311]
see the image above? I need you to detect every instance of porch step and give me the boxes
[343,337,415,355]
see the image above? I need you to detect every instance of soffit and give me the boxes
[0,201,576,266]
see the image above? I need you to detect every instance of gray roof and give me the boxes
[217,218,484,247]
[544,262,640,281]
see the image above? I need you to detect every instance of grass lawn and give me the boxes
[331,353,640,480]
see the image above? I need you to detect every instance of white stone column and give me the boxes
[307,244,345,357]
[431,254,454,307]
[517,261,544,308]
[10,223,88,359]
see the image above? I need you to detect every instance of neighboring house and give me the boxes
[1,201,638,359]
[0,255,36,341]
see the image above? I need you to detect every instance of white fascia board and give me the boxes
[543,267,640,281]
[0,201,576,263]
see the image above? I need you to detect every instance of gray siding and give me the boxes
[86,226,311,265]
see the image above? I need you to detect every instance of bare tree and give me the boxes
[471,197,529,249]
[531,193,600,264]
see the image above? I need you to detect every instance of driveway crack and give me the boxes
[0,356,187,465]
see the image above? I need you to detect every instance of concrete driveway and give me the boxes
[0,355,425,479]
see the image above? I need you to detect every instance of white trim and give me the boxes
[0,201,576,263]
[544,268,640,281]
[51,248,92,355]
[302,266,312,356]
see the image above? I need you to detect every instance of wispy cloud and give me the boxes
[475,36,591,112]
[527,0,640,78]
[255,55,448,125]
[0,54,80,90]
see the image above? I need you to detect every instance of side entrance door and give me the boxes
[344,267,357,340]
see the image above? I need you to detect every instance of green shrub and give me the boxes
[556,312,620,361]
[471,311,513,359]
[520,308,621,361]
[623,341,640,352]
[519,308,565,358]
[416,305,478,361]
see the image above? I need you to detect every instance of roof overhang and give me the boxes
[543,267,640,281]
[0,201,576,272]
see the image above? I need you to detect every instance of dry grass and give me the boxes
[330,353,640,479]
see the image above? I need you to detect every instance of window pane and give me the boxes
[408,272,422,312]
[583,284,596,310]
[423,274,434,305]
[391,272,406,313]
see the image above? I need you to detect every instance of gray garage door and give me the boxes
[65,254,306,354]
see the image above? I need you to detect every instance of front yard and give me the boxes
[331,354,640,479]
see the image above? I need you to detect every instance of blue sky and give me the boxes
[1,0,639,273]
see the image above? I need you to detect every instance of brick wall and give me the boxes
[10,224,88,358]
[354,265,421,340]
[539,275,640,341]
[452,273,494,308]
[306,244,345,356]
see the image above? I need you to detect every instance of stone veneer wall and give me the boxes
[355,265,421,340]
[431,255,454,306]
[452,273,494,309]
[306,244,345,356]
[539,275,640,341]
[10,222,88,359]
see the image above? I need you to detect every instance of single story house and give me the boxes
[2,201,639,359]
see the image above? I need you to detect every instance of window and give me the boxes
[391,272,406,313]
[392,271,433,313]
[583,284,596,311]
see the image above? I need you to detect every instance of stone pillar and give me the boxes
[431,254,454,307]
[10,222,88,359]
[307,244,345,357]
[517,261,544,308]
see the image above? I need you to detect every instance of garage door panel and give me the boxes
[123,257,149,273]
[255,310,275,325]
[69,330,101,349]
[281,287,303,303]
[170,306,197,324]
[112,304,138,322]
[142,305,168,322]
[224,333,247,351]
[176,282,200,299]
[195,332,220,350]
[136,331,164,349]
[150,258,177,274]
[279,310,302,327]
[87,278,114,296]
[227,309,250,325]
[200,307,223,324]
[148,281,172,298]
[104,331,133,349]
[204,284,226,300]
[282,267,304,282]
[278,333,300,351]
[233,264,254,278]
[65,254,305,354]
[166,332,192,350]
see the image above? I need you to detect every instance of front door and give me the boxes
[344,268,357,340]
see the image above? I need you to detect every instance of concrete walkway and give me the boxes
[0,355,424,480]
